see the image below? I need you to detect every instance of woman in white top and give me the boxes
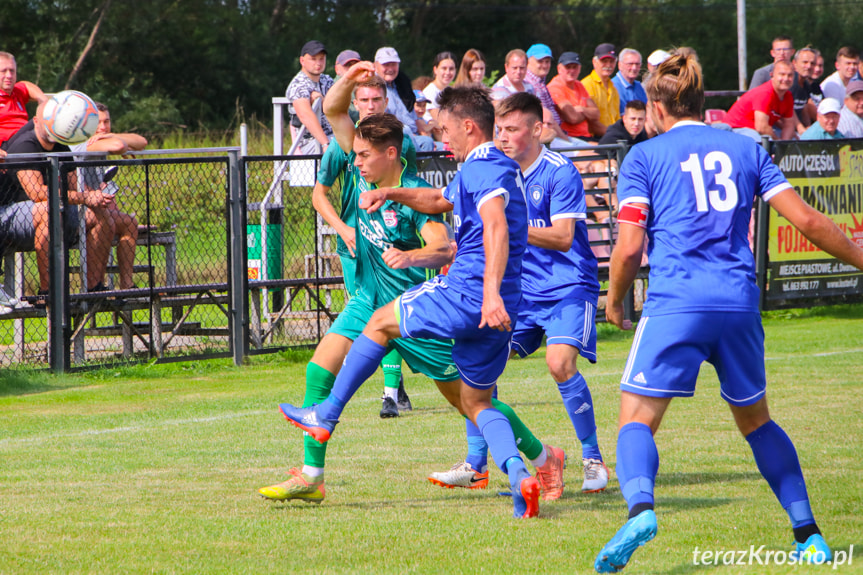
[422,51,457,124]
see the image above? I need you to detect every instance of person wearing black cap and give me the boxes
[285,40,335,154]
[582,43,621,137]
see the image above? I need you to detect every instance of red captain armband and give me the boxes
[618,204,649,228]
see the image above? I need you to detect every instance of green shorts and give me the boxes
[339,255,358,299]
[329,293,460,382]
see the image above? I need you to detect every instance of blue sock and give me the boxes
[616,422,659,514]
[557,372,602,461]
[475,408,521,475]
[317,334,386,421]
[465,418,489,471]
[746,420,814,528]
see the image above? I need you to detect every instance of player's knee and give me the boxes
[546,350,578,382]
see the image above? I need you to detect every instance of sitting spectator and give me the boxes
[374,47,434,151]
[599,100,649,145]
[750,35,795,88]
[790,47,820,130]
[723,60,797,141]
[334,50,360,78]
[646,50,670,73]
[413,90,437,139]
[0,51,45,147]
[612,48,647,114]
[821,47,861,103]
[1,103,114,301]
[72,102,147,290]
[524,44,559,124]
[812,52,826,85]
[491,49,534,100]
[837,80,863,138]
[800,98,845,140]
[581,43,621,137]
[422,51,457,125]
[547,51,599,142]
[286,41,334,154]
[454,49,487,86]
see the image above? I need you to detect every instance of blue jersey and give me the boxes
[617,121,790,315]
[442,142,528,301]
[521,147,599,304]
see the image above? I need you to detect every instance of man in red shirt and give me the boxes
[0,52,45,146]
[547,52,600,141]
[725,60,798,140]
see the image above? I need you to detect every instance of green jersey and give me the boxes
[354,164,442,306]
[316,133,417,259]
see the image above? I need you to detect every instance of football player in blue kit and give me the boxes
[595,50,863,572]
[279,85,542,518]
[428,92,609,499]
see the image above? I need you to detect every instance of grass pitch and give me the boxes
[1,307,861,574]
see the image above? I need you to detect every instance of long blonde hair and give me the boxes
[644,48,704,119]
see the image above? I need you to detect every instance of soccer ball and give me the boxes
[41,90,99,145]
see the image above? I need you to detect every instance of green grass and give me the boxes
[1,313,862,574]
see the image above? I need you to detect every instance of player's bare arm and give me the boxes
[527,217,575,251]
[606,202,647,330]
[360,186,453,215]
[381,220,454,270]
[324,61,376,154]
[769,189,863,270]
[311,182,355,256]
[478,195,511,332]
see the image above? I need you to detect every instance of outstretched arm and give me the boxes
[360,186,453,215]
[382,220,454,270]
[769,189,863,269]
[324,61,376,153]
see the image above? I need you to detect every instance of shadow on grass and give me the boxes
[0,370,60,396]
[658,471,762,487]
[763,302,863,321]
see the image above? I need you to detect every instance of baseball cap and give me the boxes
[375,47,401,64]
[559,52,581,66]
[300,40,326,58]
[336,50,361,67]
[817,98,842,115]
[647,49,671,67]
[845,80,863,97]
[413,90,430,103]
[526,44,553,60]
[595,43,617,59]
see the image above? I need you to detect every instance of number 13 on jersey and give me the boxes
[680,151,739,212]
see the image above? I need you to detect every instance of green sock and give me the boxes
[303,361,336,468]
[492,398,544,461]
[381,348,403,390]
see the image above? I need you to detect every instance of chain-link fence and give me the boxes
[0,145,635,371]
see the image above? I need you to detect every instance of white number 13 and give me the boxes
[680,152,738,212]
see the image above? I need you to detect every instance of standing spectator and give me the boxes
[750,35,795,88]
[524,44,560,125]
[723,60,797,141]
[837,81,863,138]
[374,47,434,151]
[599,100,649,146]
[286,41,334,154]
[821,47,861,103]
[612,48,647,114]
[422,51,457,124]
[72,102,146,290]
[334,50,361,79]
[582,43,621,137]
[0,51,45,147]
[800,98,845,140]
[547,52,599,141]
[646,50,670,73]
[491,50,535,100]
[454,49,487,86]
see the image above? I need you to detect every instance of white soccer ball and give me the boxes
[41,90,100,145]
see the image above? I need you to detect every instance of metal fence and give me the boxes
[0,145,630,372]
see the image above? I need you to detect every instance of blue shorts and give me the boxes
[397,275,517,389]
[621,312,766,406]
[512,298,597,363]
